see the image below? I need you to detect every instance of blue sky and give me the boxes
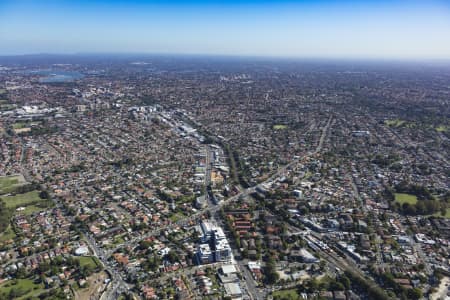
[1,0,450,59]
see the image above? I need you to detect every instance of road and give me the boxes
[205,145,212,187]
[101,114,334,298]
[289,226,386,297]
[232,247,266,300]
[19,161,131,300]
[14,113,334,299]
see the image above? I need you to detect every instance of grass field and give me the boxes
[0,89,6,95]
[169,212,184,222]
[12,122,27,129]
[0,278,45,299]
[19,204,48,216]
[272,289,300,300]
[385,119,406,127]
[273,124,288,130]
[0,175,26,194]
[2,190,53,216]
[436,125,449,132]
[79,256,100,269]
[395,193,418,205]
[112,235,125,245]
[0,176,20,193]
[2,191,42,209]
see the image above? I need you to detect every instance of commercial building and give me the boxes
[196,221,232,264]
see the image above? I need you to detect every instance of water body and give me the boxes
[27,70,84,83]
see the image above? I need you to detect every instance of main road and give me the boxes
[100,114,334,299]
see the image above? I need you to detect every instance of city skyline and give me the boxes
[1,0,450,60]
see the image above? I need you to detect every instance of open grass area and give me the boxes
[0,176,20,193]
[0,278,45,299]
[12,122,27,129]
[272,289,300,300]
[0,88,6,95]
[2,191,42,209]
[112,235,125,245]
[79,256,100,269]
[273,124,288,130]
[394,193,418,205]
[0,99,8,104]
[169,212,184,222]
[19,204,48,216]
[0,175,26,195]
[436,125,449,132]
[2,190,53,216]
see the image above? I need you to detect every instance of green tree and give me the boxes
[407,288,422,300]
[264,257,279,285]
[338,275,351,290]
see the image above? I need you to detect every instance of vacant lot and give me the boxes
[73,271,109,300]
[394,193,418,205]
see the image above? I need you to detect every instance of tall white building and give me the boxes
[197,221,232,264]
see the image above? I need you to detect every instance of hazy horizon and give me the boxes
[1,0,450,60]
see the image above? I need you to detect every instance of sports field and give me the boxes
[394,193,418,205]
[273,124,288,130]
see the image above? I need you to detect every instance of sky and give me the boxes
[1,0,450,60]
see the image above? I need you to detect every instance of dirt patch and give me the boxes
[73,271,109,300]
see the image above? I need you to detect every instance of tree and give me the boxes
[403,203,417,215]
[306,278,319,292]
[339,275,351,290]
[165,251,179,264]
[264,257,279,285]
[329,281,345,291]
[344,270,390,300]
[38,261,51,273]
[15,267,27,279]
[139,240,152,250]
[407,288,422,300]
[241,248,248,259]
[81,264,95,277]
[319,260,326,271]
[39,190,49,199]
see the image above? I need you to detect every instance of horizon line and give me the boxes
[2,52,450,64]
